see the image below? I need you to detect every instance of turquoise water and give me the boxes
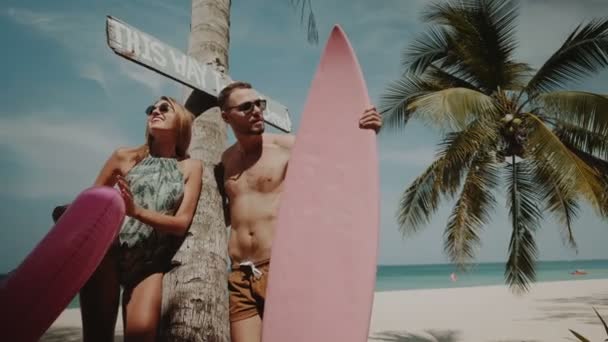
[3,259,608,309]
[375,259,608,291]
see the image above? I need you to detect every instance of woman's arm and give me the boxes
[117,159,204,236]
[93,148,130,187]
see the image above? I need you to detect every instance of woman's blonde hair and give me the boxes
[140,96,195,160]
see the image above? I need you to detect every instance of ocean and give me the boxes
[3,259,608,309]
[375,259,608,291]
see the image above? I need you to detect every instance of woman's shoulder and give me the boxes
[109,146,148,170]
[113,145,146,160]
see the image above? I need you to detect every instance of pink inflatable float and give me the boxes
[0,186,125,342]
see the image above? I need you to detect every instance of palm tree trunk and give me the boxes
[160,1,231,341]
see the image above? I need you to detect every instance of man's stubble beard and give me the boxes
[249,124,265,135]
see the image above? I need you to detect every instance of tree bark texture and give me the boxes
[160,1,231,341]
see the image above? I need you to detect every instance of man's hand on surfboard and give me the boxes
[359,106,382,133]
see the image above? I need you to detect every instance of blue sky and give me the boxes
[2,0,608,273]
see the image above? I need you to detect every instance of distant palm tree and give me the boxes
[380,0,608,293]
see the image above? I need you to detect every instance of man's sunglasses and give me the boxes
[227,99,267,114]
[145,102,171,115]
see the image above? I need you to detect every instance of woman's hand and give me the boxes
[116,175,139,217]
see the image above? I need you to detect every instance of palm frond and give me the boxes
[531,159,580,250]
[422,0,470,28]
[422,0,522,92]
[560,143,608,216]
[444,152,499,266]
[380,75,445,129]
[555,122,608,160]
[505,159,541,293]
[569,329,591,342]
[539,91,608,135]
[427,66,480,90]
[524,18,608,95]
[593,307,608,337]
[526,113,605,214]
[397,159,444,235]
[404,27,451,74]
[435,119,500,196]
[565,142,608,176]
[288,0,318,44]
[409,87,499,131]
[503,61,535,90]
[463,0,521,91]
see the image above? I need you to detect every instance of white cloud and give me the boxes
[118,60,167,96]
[6,6,179,98]
[79,63,109,93]
[5,7,65,33]
[0,115,135,199]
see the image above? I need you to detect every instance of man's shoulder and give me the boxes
[266,133,295,149]
[221,144,237,163]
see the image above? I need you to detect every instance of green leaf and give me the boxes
[569,329,591,342]
[526,113,605,214]
[525,18,608,94]
[399,119,500,246]
[409,88,499,131]
[397,159,443,236]
[444,152,499,266]
[404,27,451,74]
[540,91,608,136]
[426,66,480,91]
[421,0,522,92]
[436,119,500,196]
[562,146,608,216]
[505,160,542,293]
[380,75,444,129]
[593,307,608,336]
[555,122,608,160]
[288,0,318,44]
[531,159,580,250]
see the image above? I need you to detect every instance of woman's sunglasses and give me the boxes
[145,102,171,116]
[227,99,267,114]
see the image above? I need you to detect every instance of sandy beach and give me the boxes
[42,278,608,342]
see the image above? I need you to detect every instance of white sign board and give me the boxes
[105,16,292,132]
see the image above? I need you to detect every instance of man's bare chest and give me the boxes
[224,147,289,196]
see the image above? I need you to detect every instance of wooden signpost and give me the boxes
[105,15,292,132]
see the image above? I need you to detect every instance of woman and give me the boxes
[82,96,202,341]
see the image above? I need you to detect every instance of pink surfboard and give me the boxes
[0,186,125,342]
[262,25,380,342]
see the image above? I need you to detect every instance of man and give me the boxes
[217,81,381,342]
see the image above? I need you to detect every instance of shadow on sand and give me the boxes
[530,292,608,325]
[370,330,546,342]
[369,329,461,342]
[40,327,123,342]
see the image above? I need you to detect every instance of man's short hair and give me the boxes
[218,81,252,110]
